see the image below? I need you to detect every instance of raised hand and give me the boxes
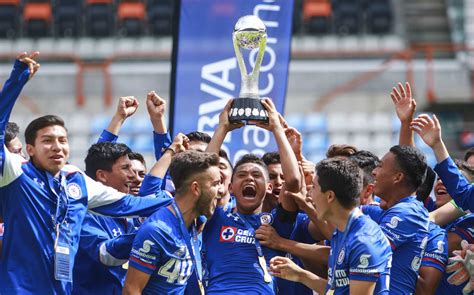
[17,51,40,80]
[285,127,303,161]
[221,99,244,132]
[115,96,139,120]
[391,82,416,123]
[146,91,166,119]
[410,114,442,148]
[255,224,283,250]
[256,98,282,132]
[170,133,190,153]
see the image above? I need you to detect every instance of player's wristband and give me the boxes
[164,146,176,156]
[276,203,298,223]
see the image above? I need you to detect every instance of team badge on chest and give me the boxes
[259,213,273,225]
[66,183,82,200]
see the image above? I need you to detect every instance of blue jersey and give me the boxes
[0,60,172,294]
[326,210,392,294]
[203,207,294,294]
[73,214,136,295]
[129,207,194,294]
[435,157,474,212]
[277,213,314,295]
[421,222,447,272]
[436,214,474,295]
[377,196,429,294]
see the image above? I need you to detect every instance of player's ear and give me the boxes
[96,170,108,183]
[190,180,200,197]
[326,190,335,204]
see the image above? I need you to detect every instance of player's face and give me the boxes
[27,125,69,177]
[467,155,474,167]
[7,136,25,158]
[231,162,270,214]
[188,140,208,152]
[129,159,146,196]
[267,163,283,197]
[197,166,222,218]
[372,152,399,200]
[310,175,330,221]
[100,155,136,194]
[217,157,232,200]
[434,177,451,208]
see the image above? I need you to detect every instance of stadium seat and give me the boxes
[0,0,20,38]
[147,0,174,36]
[332,0,360,35]
[85,0,115,37]
[303,0,332,34]
[118,1,146,37]
[55,0,82,37]
[23,2,52,37]
[366,0,392,34]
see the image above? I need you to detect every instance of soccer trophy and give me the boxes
[229,15,269,124]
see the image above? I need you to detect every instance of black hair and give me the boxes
[128,151,145,166]
[262,151,281,166]
[389,145,427,192]
[349,150,380,187]
[169,150,220,194]
[5,122,20,145]
[454,159,474,182]
[233,154,268,179]
[84,142,131,180]
[464,148,474,163]
[219,149,233,169]
[25,115,67,145]
[416,166,436,203]
[185,131,211,144]
[316,158,362,209]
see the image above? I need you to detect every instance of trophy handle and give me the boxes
[233,34,248,83]
[250,34,267,83]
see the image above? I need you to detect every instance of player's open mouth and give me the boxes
[242,185,257,199]
[273,188,281,196]
[436,187,447,196]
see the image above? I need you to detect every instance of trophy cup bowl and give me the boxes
[229,15,269,124]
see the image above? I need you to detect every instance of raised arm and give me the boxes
[391,82,416,146]
[1,52,39,183]
[98,96,139,143]
[257,98,301,193]
[148,133,188,179]
[206,99,243,153]
[146,91,172,160]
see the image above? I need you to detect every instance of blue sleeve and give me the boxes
[97,129,118,143]
[139,174,164,196]
[79,215,134,265]
[129,222,163,274]
[271,208,295,240]
[421,226,447,272]
[154,131,172,161]
[434,157,474,212]
[90,195,172,218]
[291,214,316,244]
[0,60,30,174]
[360,204,384,223]
[450,214,474,244]
[348,234,390,282]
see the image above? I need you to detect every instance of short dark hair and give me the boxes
[219,149,233,169]
[465,148,474,162]
[326,144,358,158]
[5,122,20,145]
[416,166,436,203]
[169,150,220,194]
[349,150,380,186]
[85,142,131,180]
[262,152,280,166]
[316,158,362,209]
[185,131,211,144]
[128,151,145,166]
[389,145,427,192]
[25,115,67,145]
[233,154,268,178]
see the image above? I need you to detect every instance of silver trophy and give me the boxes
[229,15,269,124]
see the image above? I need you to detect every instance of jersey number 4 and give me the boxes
[158,258,193,284]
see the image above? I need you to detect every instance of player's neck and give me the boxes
[173,197,198,228]
[331,206,356,232]
[235,203,262,215]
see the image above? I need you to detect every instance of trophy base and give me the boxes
[229,98,269,124]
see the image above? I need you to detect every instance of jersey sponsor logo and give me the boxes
[436,241,445,254]
[112,228,122,237]
[357,254,371,269]
[220,226,237,242]
[259,213,273,225]
[139,240,155,253]
[386,216,402,229]
[411,256,421,271]
[66,183,82,200]
[337,248,345,264]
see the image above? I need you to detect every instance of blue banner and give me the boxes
[171,0,294,163]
